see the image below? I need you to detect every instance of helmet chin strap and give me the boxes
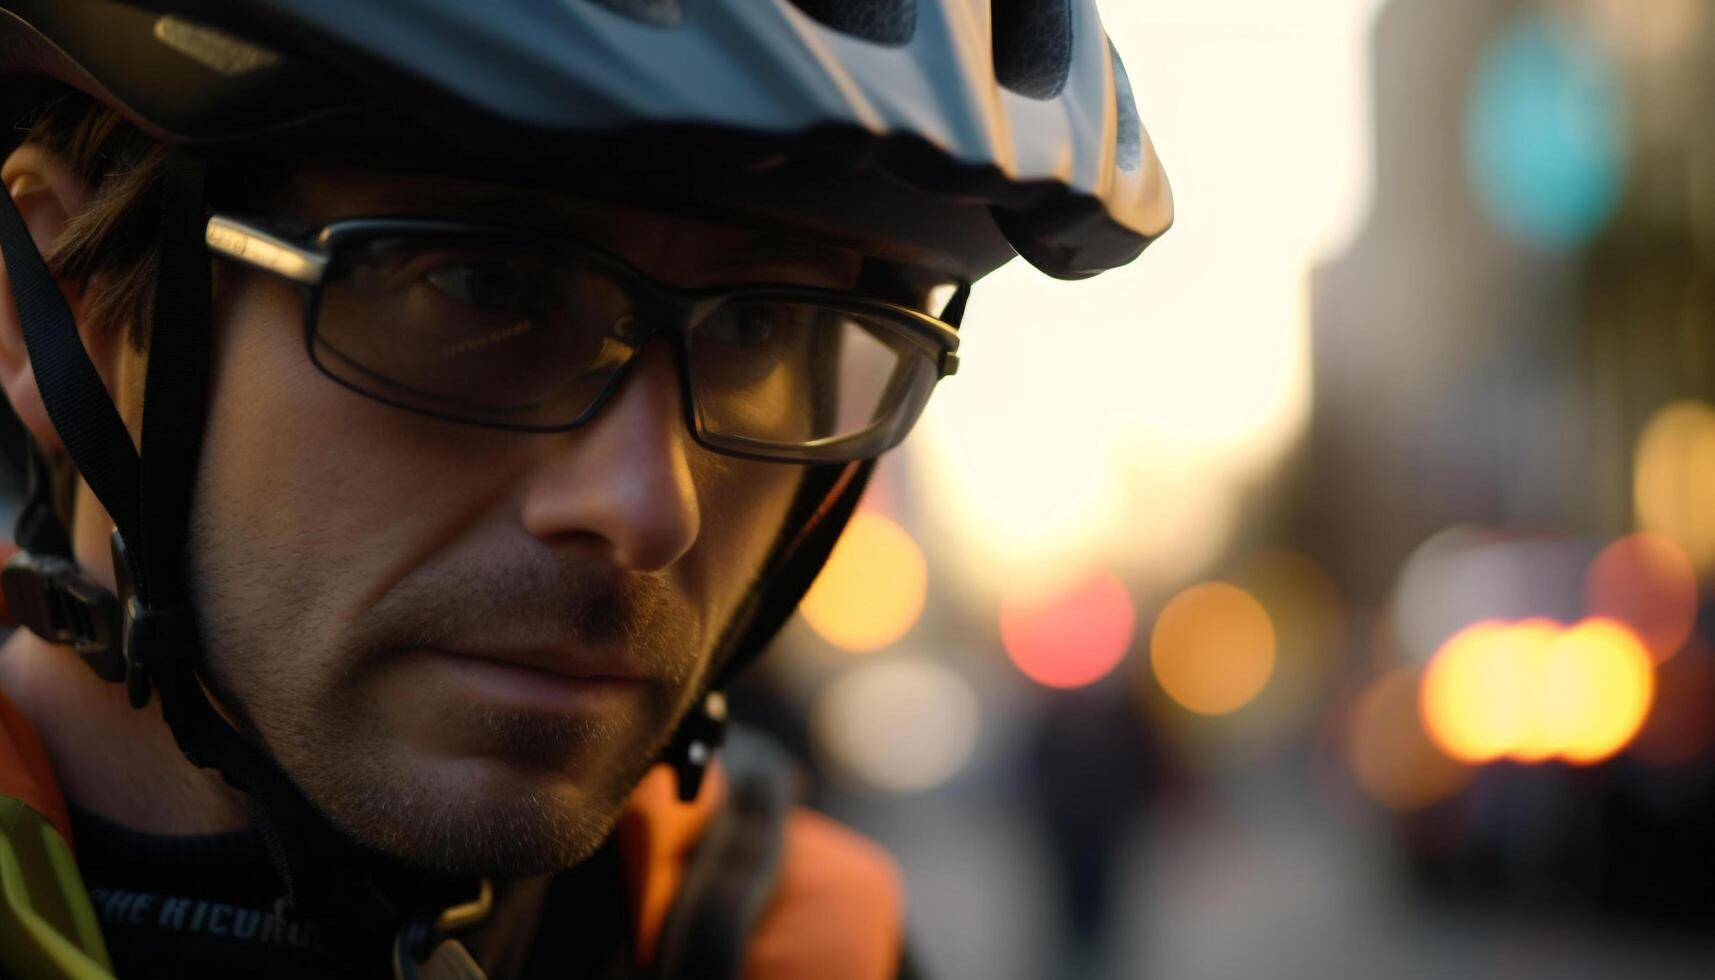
[658,455,873,801]
[666,690,729,803]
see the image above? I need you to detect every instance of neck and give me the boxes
[0,627,250,835]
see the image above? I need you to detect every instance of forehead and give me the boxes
[279,169,868,289]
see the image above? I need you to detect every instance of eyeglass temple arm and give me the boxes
[941,281,971,328]
[205,215,329,285]
[932,282,970,377]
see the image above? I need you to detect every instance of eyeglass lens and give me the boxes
[309,235,942,459]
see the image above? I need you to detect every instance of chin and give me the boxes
[309,755,632,878]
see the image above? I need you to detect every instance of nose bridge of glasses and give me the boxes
[602,264,703,340]
[590,326,696,453]
[571,279,692,413]
[599,292,689,376]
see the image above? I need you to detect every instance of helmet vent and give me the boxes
[992,0,1072,99]
[585,0,684,27]
[1109,41,1142,173]
[786,0,917,46]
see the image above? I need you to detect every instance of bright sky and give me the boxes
[913,0,1390,598]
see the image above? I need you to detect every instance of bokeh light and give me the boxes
[1000,569,1135,690]
[1420,618,1655,765]
[1465,11,1625,249]
[1634,399,1715,573]
[799,511,927,653]
[1390,527,1590,664]
[1540,619,1654,765]
[811,659,981,795]
[1420,620,1542,764]
[1582,533,1697,662]
[1150,582,1276,716]
[1501,620,1564,764]
[1348,666,1472,812]
[1393,527,1495,664]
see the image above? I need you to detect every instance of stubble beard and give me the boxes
[191,532,708,878]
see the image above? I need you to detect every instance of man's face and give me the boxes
[187,172,849,876]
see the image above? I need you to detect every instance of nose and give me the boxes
[518,340,700,572]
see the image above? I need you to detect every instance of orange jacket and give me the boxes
[0,686,904,978]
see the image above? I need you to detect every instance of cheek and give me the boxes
[196,281,524,632]
[691,454,805,610]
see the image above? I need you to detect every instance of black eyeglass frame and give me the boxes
[203,214,966,464]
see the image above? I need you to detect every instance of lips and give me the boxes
[419,645,649,719]
[431,644,646,683]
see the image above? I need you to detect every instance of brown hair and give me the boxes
[18,88,167,351]
[12,89,165,520]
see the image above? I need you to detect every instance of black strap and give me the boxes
[0,150,213,617]
[656,458,867,798]
[75,155,345,916]
[649,725,797,980]
[136,152,215,617]
[0,170,143,557]
[707,458,873,692]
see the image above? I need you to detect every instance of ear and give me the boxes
[0,142,97,455]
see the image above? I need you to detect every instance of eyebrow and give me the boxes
[342,183,862,285]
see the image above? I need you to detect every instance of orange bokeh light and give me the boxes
[1419,618,1655,766]
[1634,398,1715,573]
[1419,621,1531,764]
[1541,619,1654,765]
[1503,620,1564,764]
[1150,582,1276,715]
[1583,533,1698,662]
[800,512,927,652]
[1000,569,1136,689]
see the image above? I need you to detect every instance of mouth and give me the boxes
[422,646,648,715]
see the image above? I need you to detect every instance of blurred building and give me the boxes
[1311,0,1715,926]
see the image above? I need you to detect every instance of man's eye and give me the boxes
[730,312,776,346]
[708,308,784,348]
[423,261,531,315]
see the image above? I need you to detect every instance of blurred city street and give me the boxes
[751,0,1715,976]
[840,750,1715,980]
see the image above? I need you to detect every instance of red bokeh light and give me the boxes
[1000,570,1136,689]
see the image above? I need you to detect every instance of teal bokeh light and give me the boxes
[1465,14,1626,250]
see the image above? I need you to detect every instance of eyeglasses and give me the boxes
[204,214,965,464]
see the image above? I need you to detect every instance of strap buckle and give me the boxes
[392,880,494,980]
[668,691,729,802]
[0,549,123,681]
[0,531,167,707]
[109,529,167,708]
